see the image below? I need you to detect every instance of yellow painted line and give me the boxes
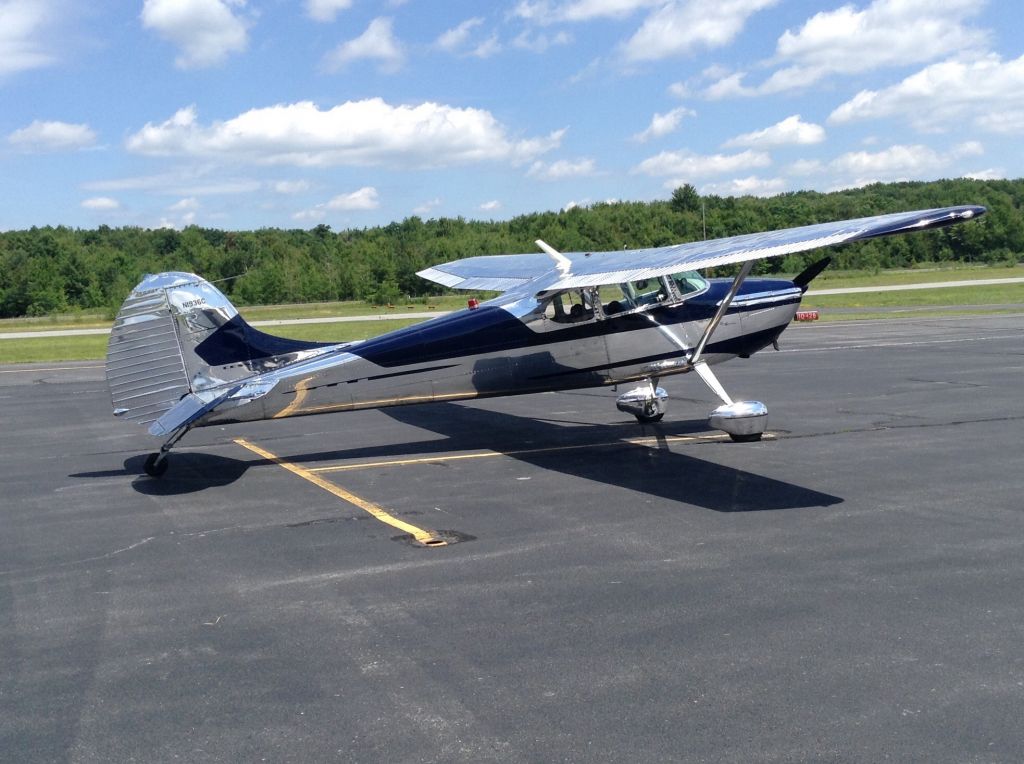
[311,431,745,474]
[233,438,447,547]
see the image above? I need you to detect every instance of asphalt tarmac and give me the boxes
[2,314,1023,763]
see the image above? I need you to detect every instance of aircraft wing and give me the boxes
[416,205,986,293]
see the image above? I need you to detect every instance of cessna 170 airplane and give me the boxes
[106,205,985,476]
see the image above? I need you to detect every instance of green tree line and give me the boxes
[1,178,1021,318]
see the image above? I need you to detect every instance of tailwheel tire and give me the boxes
[143,452,169,477]
[729,432,762,443]
[635,412,665,424]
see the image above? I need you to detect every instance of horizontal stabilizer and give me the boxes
[148,380,276,436]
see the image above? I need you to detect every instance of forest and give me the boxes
[1,178,1021,319]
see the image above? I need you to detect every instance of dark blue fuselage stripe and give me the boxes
[350,278,799,368]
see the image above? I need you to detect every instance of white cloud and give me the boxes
[511,29,572,52]
[141,0,249,69]
[830,144,939,177]
[714,0,987,97]
[326,187,379,210]
[305,0,352,23]
[125,100,564,169]
[829,54,1024,134]
[701,176,787,197]
[0,0,58,76]
[516,0,776,62]
[633,148,771,181]
[723,115,825,148]
[976,110,1024,134]
[273,180,311,194]
[413,197,442,215]
[169,197,200,211]
[632,106,695,143]
[703,71,755,99]
[157,212,196,229]
[294,187,379,221]
[472,34,502,58]
[81,197,120,210]
[84,169,264,197]
[792,142,987,188]
[512,0,661,24]
[771,0,985,88]
[667,81,691,99]
[8,120,96,152]
[479,200,502,212]
[527,157,597,180]
[435,17,483,52]
[323,17,404,73]
[964,168,1005,181]
[621,0,777,62]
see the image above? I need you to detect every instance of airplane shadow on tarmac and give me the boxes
[71,453,251,496]
[378,401,842,513]
[74,399,839,512]
[73,398,841,512]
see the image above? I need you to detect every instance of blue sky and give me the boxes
[1,0,1022,231]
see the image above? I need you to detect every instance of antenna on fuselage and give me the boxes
[536,239,572,277]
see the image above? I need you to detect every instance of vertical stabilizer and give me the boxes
[106,273,198,425]
[106,272,331,427]
[106,272,246,425]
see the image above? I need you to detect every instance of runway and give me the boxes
[2,314,1023,762]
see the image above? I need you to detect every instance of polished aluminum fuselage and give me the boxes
[202,279,802,426]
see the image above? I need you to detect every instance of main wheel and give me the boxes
[143,452,169,477]
[635,412,664,424]
[729,432,762,443]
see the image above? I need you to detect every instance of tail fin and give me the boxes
[106,272,327,427]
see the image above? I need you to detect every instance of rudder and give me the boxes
[106,271,331,428]
[106,272,247,425]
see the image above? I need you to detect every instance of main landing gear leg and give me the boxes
[143,425,192,477]
[681,260,766,441]
[616,377,668,424]
[693,361,767,442]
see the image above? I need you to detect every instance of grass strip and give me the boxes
[0,318,423,364]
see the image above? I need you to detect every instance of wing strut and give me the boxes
[689,260,754,366]
[693,361,733,407]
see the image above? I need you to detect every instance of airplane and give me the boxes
[104,205,986,477]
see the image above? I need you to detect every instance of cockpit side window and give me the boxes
[601,271,709,317]
[670,270,709,296]
[619,278,666,309]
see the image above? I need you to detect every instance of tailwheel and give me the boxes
[143,452,169,478]
[142,424,192,477]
